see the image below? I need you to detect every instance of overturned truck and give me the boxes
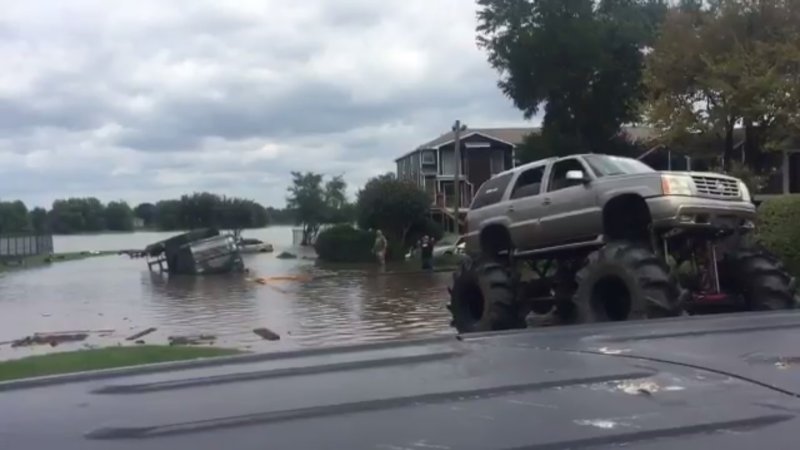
[449,153,799,333]
[144,228,245,275]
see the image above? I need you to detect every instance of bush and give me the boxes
[314,224,376,263]
[756,196,800,276]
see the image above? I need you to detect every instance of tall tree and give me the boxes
[29,207,48,233]
[324,175,355,224]
[356,173,431,259]
[105,201,135,232]
[134,203,156,227]
[645,0,800,170]
[0,200,31,234]
[286,172,327,245]
[477,0,667,160]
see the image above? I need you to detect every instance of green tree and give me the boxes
[477,0,667,160]
[105,201,135,231]
[323,175,355,224]
[134,203,156,227]
[48,198,105,234]
[154,200,181,231]
[286,172,327,245]
[356,173,431,259]
[645,0,800,170]
[0,200,31,234]
[29,207,49,233]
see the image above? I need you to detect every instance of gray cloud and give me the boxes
[0,0,537,208]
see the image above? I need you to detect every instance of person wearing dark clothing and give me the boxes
[420,235,434,271]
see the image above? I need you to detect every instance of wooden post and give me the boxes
[452,120,467,232]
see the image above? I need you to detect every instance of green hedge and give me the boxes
[756,196,800,276]
[314,225,376,263]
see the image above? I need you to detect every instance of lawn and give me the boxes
[0,345,242,382]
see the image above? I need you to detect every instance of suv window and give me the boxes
[547,158,588,192]
[510,166,545,199]
[470,172,513,209]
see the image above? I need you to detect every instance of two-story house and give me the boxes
[395,127,532,232]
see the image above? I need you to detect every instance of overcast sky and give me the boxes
[1,0,538,209]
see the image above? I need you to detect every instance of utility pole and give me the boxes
[452,120,467,233]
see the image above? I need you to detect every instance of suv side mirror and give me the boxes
[565,170,588,183]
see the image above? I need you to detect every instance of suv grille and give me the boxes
[691,175,740,199]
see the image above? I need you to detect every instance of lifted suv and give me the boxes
[448,153,798,333]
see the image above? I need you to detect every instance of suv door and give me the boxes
[506,164,547,251]
[464,172,515,252]
[538,157,602,247]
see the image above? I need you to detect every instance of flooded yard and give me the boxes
[0,227,455,360]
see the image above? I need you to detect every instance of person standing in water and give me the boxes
[373,230,387,267]
[420,235,434,271]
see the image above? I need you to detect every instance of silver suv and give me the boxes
[448,153,796,334]
[464,153,756,256]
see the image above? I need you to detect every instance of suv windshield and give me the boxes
[583,154,655,177]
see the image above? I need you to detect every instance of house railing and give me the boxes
[433,185,474,209]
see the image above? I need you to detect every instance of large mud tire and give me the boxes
[718,246,799,310]
[447,255,527,333]
[572,241,686,322]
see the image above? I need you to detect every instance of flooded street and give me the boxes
[0,227,456,360]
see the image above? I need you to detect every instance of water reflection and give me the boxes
[145,272,259,330]
[0,228,457,359]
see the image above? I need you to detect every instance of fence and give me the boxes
[0,234,54,259]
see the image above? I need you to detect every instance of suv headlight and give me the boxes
[661,174,695,196]
[739,181,751,202]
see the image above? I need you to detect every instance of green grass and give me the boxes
[0,345,243,382]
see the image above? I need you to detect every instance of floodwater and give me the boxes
[0,227,456,360]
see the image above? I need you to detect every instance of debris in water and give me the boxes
[253,327,281,341]
[776,360,790,369]
[125,327,157,341]
[11,332,89,348]
[276,251,297,259]
[168,334,217,346]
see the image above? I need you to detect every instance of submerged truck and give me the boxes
[449,153,798,332]
[144,228,245,275]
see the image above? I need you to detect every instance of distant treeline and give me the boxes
[0,193,297,235]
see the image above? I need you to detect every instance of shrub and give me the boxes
[314,224,376,263]
[756,196,800,276]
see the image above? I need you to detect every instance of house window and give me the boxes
[440,149,455,175]
[422,151,436,165]
[490,151,505,174]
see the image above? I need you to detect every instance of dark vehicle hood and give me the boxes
[3,312,800,449]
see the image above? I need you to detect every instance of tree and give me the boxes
[29,207,48,233]
[105,201,135,232]
[477,0,667,160]
[48,198,105,234]
[151,193,268,232]
[286,172,327,245]
[323,175,356,224]
[0,200,31,234]
[134,203,156,227]
[356,173,431,259]
[645,0,800,170]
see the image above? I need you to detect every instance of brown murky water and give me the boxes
[0,227,456,360]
